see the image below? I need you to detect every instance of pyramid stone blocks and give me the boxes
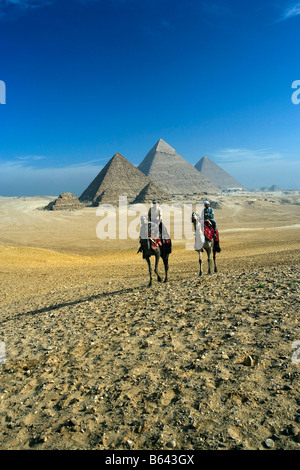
[138,139,219,195]
[44,193,83,211]
[195,156,245,191]
[132,181,171,205]
[79,153,153,206]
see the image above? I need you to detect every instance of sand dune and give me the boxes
[0,193,299,450]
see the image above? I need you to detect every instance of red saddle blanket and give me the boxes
[148,222,171,250]
[149,238,162,250]
[204,221,220,243]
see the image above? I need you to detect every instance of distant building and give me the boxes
[225,187,244,192]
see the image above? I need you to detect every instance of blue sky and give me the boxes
[0,0,299,195]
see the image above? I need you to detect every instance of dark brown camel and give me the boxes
[138,217,171,287]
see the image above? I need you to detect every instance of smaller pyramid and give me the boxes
[79,153,152,206]
[44,193,83,211]
[195,156,245,191]
[269,185,280,192]
[132,181,171,205]
[261,185,280,192]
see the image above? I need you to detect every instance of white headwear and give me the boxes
[204,200,210,205]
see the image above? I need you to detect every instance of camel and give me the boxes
[192,212,219,276]
[138,216,171,287]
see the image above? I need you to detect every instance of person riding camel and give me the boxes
[148,198,170,243]
[148,199,162,226]
[203,200,221,252]
[203,200,217,231]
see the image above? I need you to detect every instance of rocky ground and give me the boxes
[0,194,299,451]
[0,249,299,450]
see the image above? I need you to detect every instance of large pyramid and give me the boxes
[79,153,152,206]
[195,156,245,191]
[138,139,219,195]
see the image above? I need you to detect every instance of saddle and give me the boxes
[204,219,219,239]
[138,221,172,254]
[149,222,172,252]
[148,222,162,250]
[204,220,215,241]
[204,221,221,252]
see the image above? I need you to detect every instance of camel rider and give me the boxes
[148,198,164,242]
[204,200,217,232]
[148,199,162,226]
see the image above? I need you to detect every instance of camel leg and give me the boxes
[154,251,162,282]
[207,247,212,275]
[162,255,169,283]
[146,257,152,287]
[199,250,203,277]
[213,249,218,273]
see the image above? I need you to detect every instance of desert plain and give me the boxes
[0,191,299,450]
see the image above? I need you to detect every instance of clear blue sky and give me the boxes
[0,0,299,196]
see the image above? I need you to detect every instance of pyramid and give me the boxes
[195,156,245,191]
[138,139,219,195]
[132,181,171,205]
[44,193,83,211]
[79,153,153,206]
[269,185,280,192]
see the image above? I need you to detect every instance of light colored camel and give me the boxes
[192,212,218,276]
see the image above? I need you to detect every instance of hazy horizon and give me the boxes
[0,140,299,197]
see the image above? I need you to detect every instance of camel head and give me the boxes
[191,211,200,230]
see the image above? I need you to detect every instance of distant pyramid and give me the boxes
[44,193,83,211]
[132,181,171,205]
[269,185,280,192]
[261,185,280,192]
[79,153,153,206]
[195,156,245,191]
[138,139,218,195]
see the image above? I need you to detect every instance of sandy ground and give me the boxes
[0,192,299,450]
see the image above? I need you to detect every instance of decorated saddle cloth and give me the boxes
[204,220,220,243]
[148,222,162,250]
[139,221,172,255]
[147,222,172,252]
[160,222,172,254]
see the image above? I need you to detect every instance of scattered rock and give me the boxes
[243,355,254,366]
[166,439,177,449]
[264,438,275,449]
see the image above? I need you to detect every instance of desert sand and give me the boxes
[0,192,299,450]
